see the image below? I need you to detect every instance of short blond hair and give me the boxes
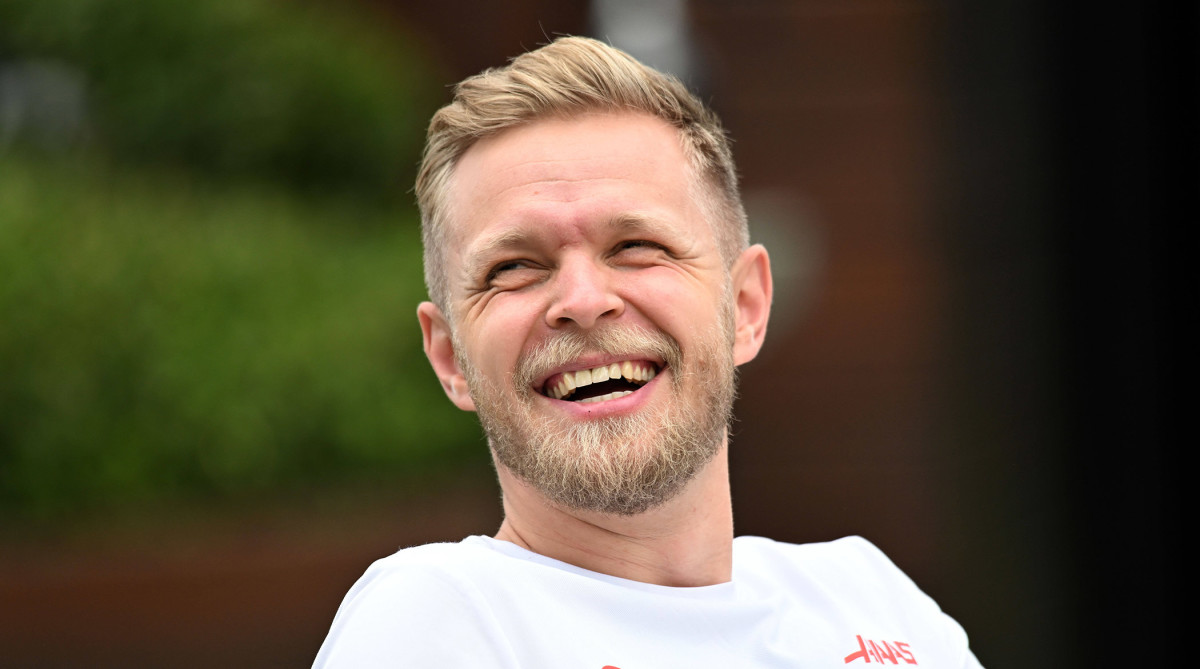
[415,36,748,310]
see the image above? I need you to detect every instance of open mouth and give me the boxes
[541,360,659,404]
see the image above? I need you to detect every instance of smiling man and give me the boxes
[314,36,983,668]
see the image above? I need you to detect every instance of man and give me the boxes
[315,36,983,668]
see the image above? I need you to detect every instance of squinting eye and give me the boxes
[488,261,524,278]
[617,240,663,252]
[485,259,543,289]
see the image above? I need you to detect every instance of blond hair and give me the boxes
[415,36,748,310]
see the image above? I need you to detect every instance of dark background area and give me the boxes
[1039,3,1187,664]
[2,1,1187,666]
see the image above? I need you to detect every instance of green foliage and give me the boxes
[0,0,435,200]
[0,156,482,519]
[0,0,475,522]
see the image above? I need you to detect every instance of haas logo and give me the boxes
[844,635,918,664]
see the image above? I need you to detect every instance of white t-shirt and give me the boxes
[314,535,983,668]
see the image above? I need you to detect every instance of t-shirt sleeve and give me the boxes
[962,648,986,669]
[841,536,985,669]
[313,560,518,668]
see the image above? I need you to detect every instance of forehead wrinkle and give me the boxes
[486,176,633,211]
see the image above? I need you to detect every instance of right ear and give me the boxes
[417,301,476,412]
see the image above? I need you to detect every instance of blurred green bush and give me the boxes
[0,156,481,519]
[0,1,485,521]
[1,0,435,200]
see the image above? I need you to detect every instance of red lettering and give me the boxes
[844,635,872,663]
[870,640,899,664]
[893,642,917,665]
[846,635,918,664]
[883,642,910,665]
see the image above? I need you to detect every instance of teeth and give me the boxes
[545,360,658,401]
[579,390,632,404]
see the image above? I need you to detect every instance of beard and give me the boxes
[457,313,738,516]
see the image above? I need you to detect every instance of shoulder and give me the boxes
[735,534,899,577]
[733,535,983,667]
[734,534,933,606]
[313,539,519,668]
[328,538,513,624]
[737,533,907,568]
[349,539,495,591]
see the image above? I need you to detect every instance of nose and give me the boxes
[545,256,624,329]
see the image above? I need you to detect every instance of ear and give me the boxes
[417,301,476,412]
[729,244,773,366]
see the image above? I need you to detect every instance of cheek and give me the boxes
[626,274,725,331]
[465,298,541,373]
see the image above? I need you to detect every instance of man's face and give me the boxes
[429,112,740,515]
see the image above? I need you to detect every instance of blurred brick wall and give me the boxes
[688,2,949,569]
[0,476,503,668]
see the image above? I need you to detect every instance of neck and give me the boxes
[493,443,734,587]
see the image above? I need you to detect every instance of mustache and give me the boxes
[513,326,683,394]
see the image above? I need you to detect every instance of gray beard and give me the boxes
[459,323,737,516]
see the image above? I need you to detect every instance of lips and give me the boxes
[541,360,659,402]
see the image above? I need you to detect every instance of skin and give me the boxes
[418,112,772,587]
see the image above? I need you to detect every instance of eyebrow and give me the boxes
[462,227,536,283]
[608,212,676,238]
